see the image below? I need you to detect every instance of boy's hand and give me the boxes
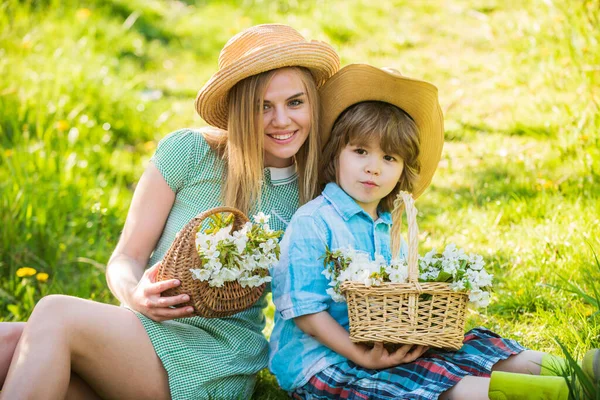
[354,342,429,369]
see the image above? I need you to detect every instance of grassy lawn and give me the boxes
[1,0,599,398]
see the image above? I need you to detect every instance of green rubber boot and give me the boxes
[488,371,569,400]
[582,348,600,384]
[540,354,570,376]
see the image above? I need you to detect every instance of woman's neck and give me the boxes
[263,155,294,168]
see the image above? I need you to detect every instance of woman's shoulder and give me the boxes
[157,127,225,156]
[152,127,227,192]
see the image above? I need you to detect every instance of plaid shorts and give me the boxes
[292,328,526,400]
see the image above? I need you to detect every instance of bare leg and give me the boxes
[65,374,102,400]
[1,295,171,400]
[1,322,100,399]
[0,322,24,387]
[492,350,545,375]
[439,376,490,400]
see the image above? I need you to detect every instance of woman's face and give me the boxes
[262,68,311,168]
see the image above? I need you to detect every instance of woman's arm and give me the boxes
[295,311,428,369]
[106,163,194,321]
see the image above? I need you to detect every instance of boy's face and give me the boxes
[337,142,404,218]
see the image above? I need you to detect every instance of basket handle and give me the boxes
[191,206,250,234]
[157,207,249,282]
[391,191,419,283]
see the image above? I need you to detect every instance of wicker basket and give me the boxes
[156,206,266,318]
[341,193,469,350]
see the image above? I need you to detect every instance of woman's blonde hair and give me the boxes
[320,101,421,212]
[203,67,320,214]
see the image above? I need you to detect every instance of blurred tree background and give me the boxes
[1,0,599,397]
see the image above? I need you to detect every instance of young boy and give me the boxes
[269,64,597,400]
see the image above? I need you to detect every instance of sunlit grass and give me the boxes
[1,0,598,398]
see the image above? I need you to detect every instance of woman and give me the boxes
[0,24,339,400]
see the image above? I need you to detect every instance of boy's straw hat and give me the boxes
[195,24,340,130]
[319,64,444,199]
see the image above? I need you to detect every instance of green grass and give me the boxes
[1,0,599,398]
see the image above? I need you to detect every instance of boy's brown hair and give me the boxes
[320,101,421,212]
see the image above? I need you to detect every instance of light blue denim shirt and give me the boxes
[269,182,407,391]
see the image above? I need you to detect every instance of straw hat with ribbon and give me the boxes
[319,64,444,199]
[195,24,340,130]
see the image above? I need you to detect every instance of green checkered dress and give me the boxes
[135,129,299,399]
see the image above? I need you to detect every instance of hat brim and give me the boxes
[195,41,340,130]
[319,64,444,199]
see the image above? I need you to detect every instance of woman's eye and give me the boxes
[288,99,303,107]
[262,103,271,111]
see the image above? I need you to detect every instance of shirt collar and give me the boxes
[264,164,298,186]
[322,183,392,226]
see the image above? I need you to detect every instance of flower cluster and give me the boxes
[322,244,492,307]
[190,212,283,288]
[419,244,493,307]
[322,247,409,302]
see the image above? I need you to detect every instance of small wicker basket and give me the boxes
[341,192,469,350]
[156,206,266,318]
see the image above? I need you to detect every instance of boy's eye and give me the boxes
[384,155,397,162]
[354,148,367,155]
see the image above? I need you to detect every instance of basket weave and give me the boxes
[341,193,469,350]
[156,207,265,318]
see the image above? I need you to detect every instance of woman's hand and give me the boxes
[354,342,429,370]
[129,262,195,322]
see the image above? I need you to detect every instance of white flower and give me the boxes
[253,212,270,224]
[469,289,491,307]
[205,258,223,272]
[327,287,346,303]
[474,269,493,288]
[239,274,270,288]
[469,254,485,270]
[441,258,459,275]
[190,268,211,281]
[260,238,277,253]
[213,225,233,243]
[233,235,248,253]
[422,248,437,264]
[209,275,226,287]
[218,267,240,282]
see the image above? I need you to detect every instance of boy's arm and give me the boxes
[294,311,428,370]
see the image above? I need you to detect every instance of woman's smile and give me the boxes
[266,130,298,143]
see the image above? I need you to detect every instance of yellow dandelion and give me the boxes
[16,267,37,278]
[36,272,49,283]
[4,149,13,157]
[56,120,69,132]
[76,8,92,20]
